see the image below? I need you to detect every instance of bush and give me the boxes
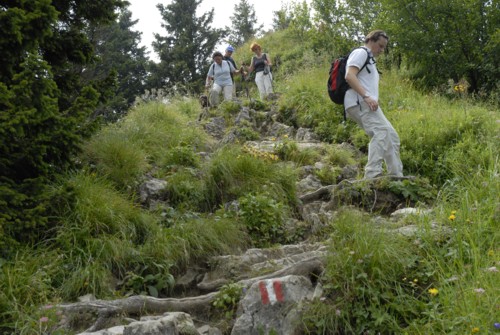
[238,192,289,247]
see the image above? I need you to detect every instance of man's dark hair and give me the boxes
[212,51,223,59]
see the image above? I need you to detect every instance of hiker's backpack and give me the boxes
[327,47,371,105]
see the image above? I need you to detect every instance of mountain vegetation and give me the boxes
[0,0,498,334]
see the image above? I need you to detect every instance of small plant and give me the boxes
[387,177,437,203]
[314,165,342,185]
[238,192,289,247]
[236,125,260,141]
[273,137,320,165]
[246,98,268,111]
[119,264,174,298]
[161,145,200,169]
[324,145,356,167]
[213,283,244,318]
[219,100,241,116]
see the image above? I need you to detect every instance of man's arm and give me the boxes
[345,66,378,111]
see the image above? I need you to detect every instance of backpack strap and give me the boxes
[212,60,231,74]
[357,47,371,74]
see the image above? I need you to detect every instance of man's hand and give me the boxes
[364,96,379,111]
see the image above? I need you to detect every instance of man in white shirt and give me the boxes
[345,30,403,179]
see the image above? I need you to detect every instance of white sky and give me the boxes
[127,0,310,59]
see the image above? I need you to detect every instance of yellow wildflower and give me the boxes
[488,249,494,257]
[449,214,456,221]
[428,288,439,296]
[471,327,480,333]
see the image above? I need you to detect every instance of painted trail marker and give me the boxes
[258,279,285,305]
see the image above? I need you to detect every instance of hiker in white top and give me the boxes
[345,30,403,179]
[206,51,240,107]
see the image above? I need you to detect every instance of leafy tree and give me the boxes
[288,1,313,38]
[0,0,125,254]
[379,0,500,95]
[84,9,149,121]
[311,0,382,53]
[148,0,223,92]
[227,0,263,47]
[272,3,293,31]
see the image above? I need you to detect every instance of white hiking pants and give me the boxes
[346,102,403,179]
[210,83,233,107]
[255,71,273,100]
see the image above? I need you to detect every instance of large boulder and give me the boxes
[231,275,314,335]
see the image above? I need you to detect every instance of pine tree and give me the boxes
[0,0,125,254]
[84,9,149,121]
[228,0,263,47]
[148,0,223,92]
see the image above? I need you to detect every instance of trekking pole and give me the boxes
[241,66,250,99]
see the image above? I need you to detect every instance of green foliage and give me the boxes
[324,145,357,167]
[148,0,223,92]
[227,0,263,47]
[219,100,242,118]
[165,168,206,210]
[234,124,261,141]
[381,71,496,184]
[0,0,125,252]
[213,283,244,318]
[302,209,430,334]
[84,9,149,120]
[83,128,149,189]
[379,0,500,96]
[204,145,298,210]
[310,0,382,53]
[160,216,249,271]
[387,178,437,203]
[82,100,209,189]
[119,264,174,297]
[273,138,320,165]
[314,165,342,185]
[238,192,289,247]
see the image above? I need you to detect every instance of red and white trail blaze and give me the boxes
[258,279,285,305]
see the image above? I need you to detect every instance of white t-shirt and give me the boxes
[207,60,235,87]
[344,47,379,109]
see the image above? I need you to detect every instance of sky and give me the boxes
[127,0,309,59]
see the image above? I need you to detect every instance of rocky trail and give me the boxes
[56,99,432,335]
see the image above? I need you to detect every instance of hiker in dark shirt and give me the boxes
[246,42,273,100]
[223,45,237,71]
[223,45,241,96]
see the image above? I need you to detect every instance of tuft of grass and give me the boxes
[302,209,430,334]
[82,99,212,192]
[157,215,250,272]
[273,137,321,165]
[203,145,298,211]
[82,128,149,189]
[324,144,357,167]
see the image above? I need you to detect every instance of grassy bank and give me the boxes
[1,59,498,334]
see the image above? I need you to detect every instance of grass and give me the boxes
[1,36,499,333]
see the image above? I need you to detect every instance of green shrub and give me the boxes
[165,168,206,210]
[238,192,289,247]
[237,126,260,141]
[324,145,357,167]
[160,145,200,169]
[213,283,244,318]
